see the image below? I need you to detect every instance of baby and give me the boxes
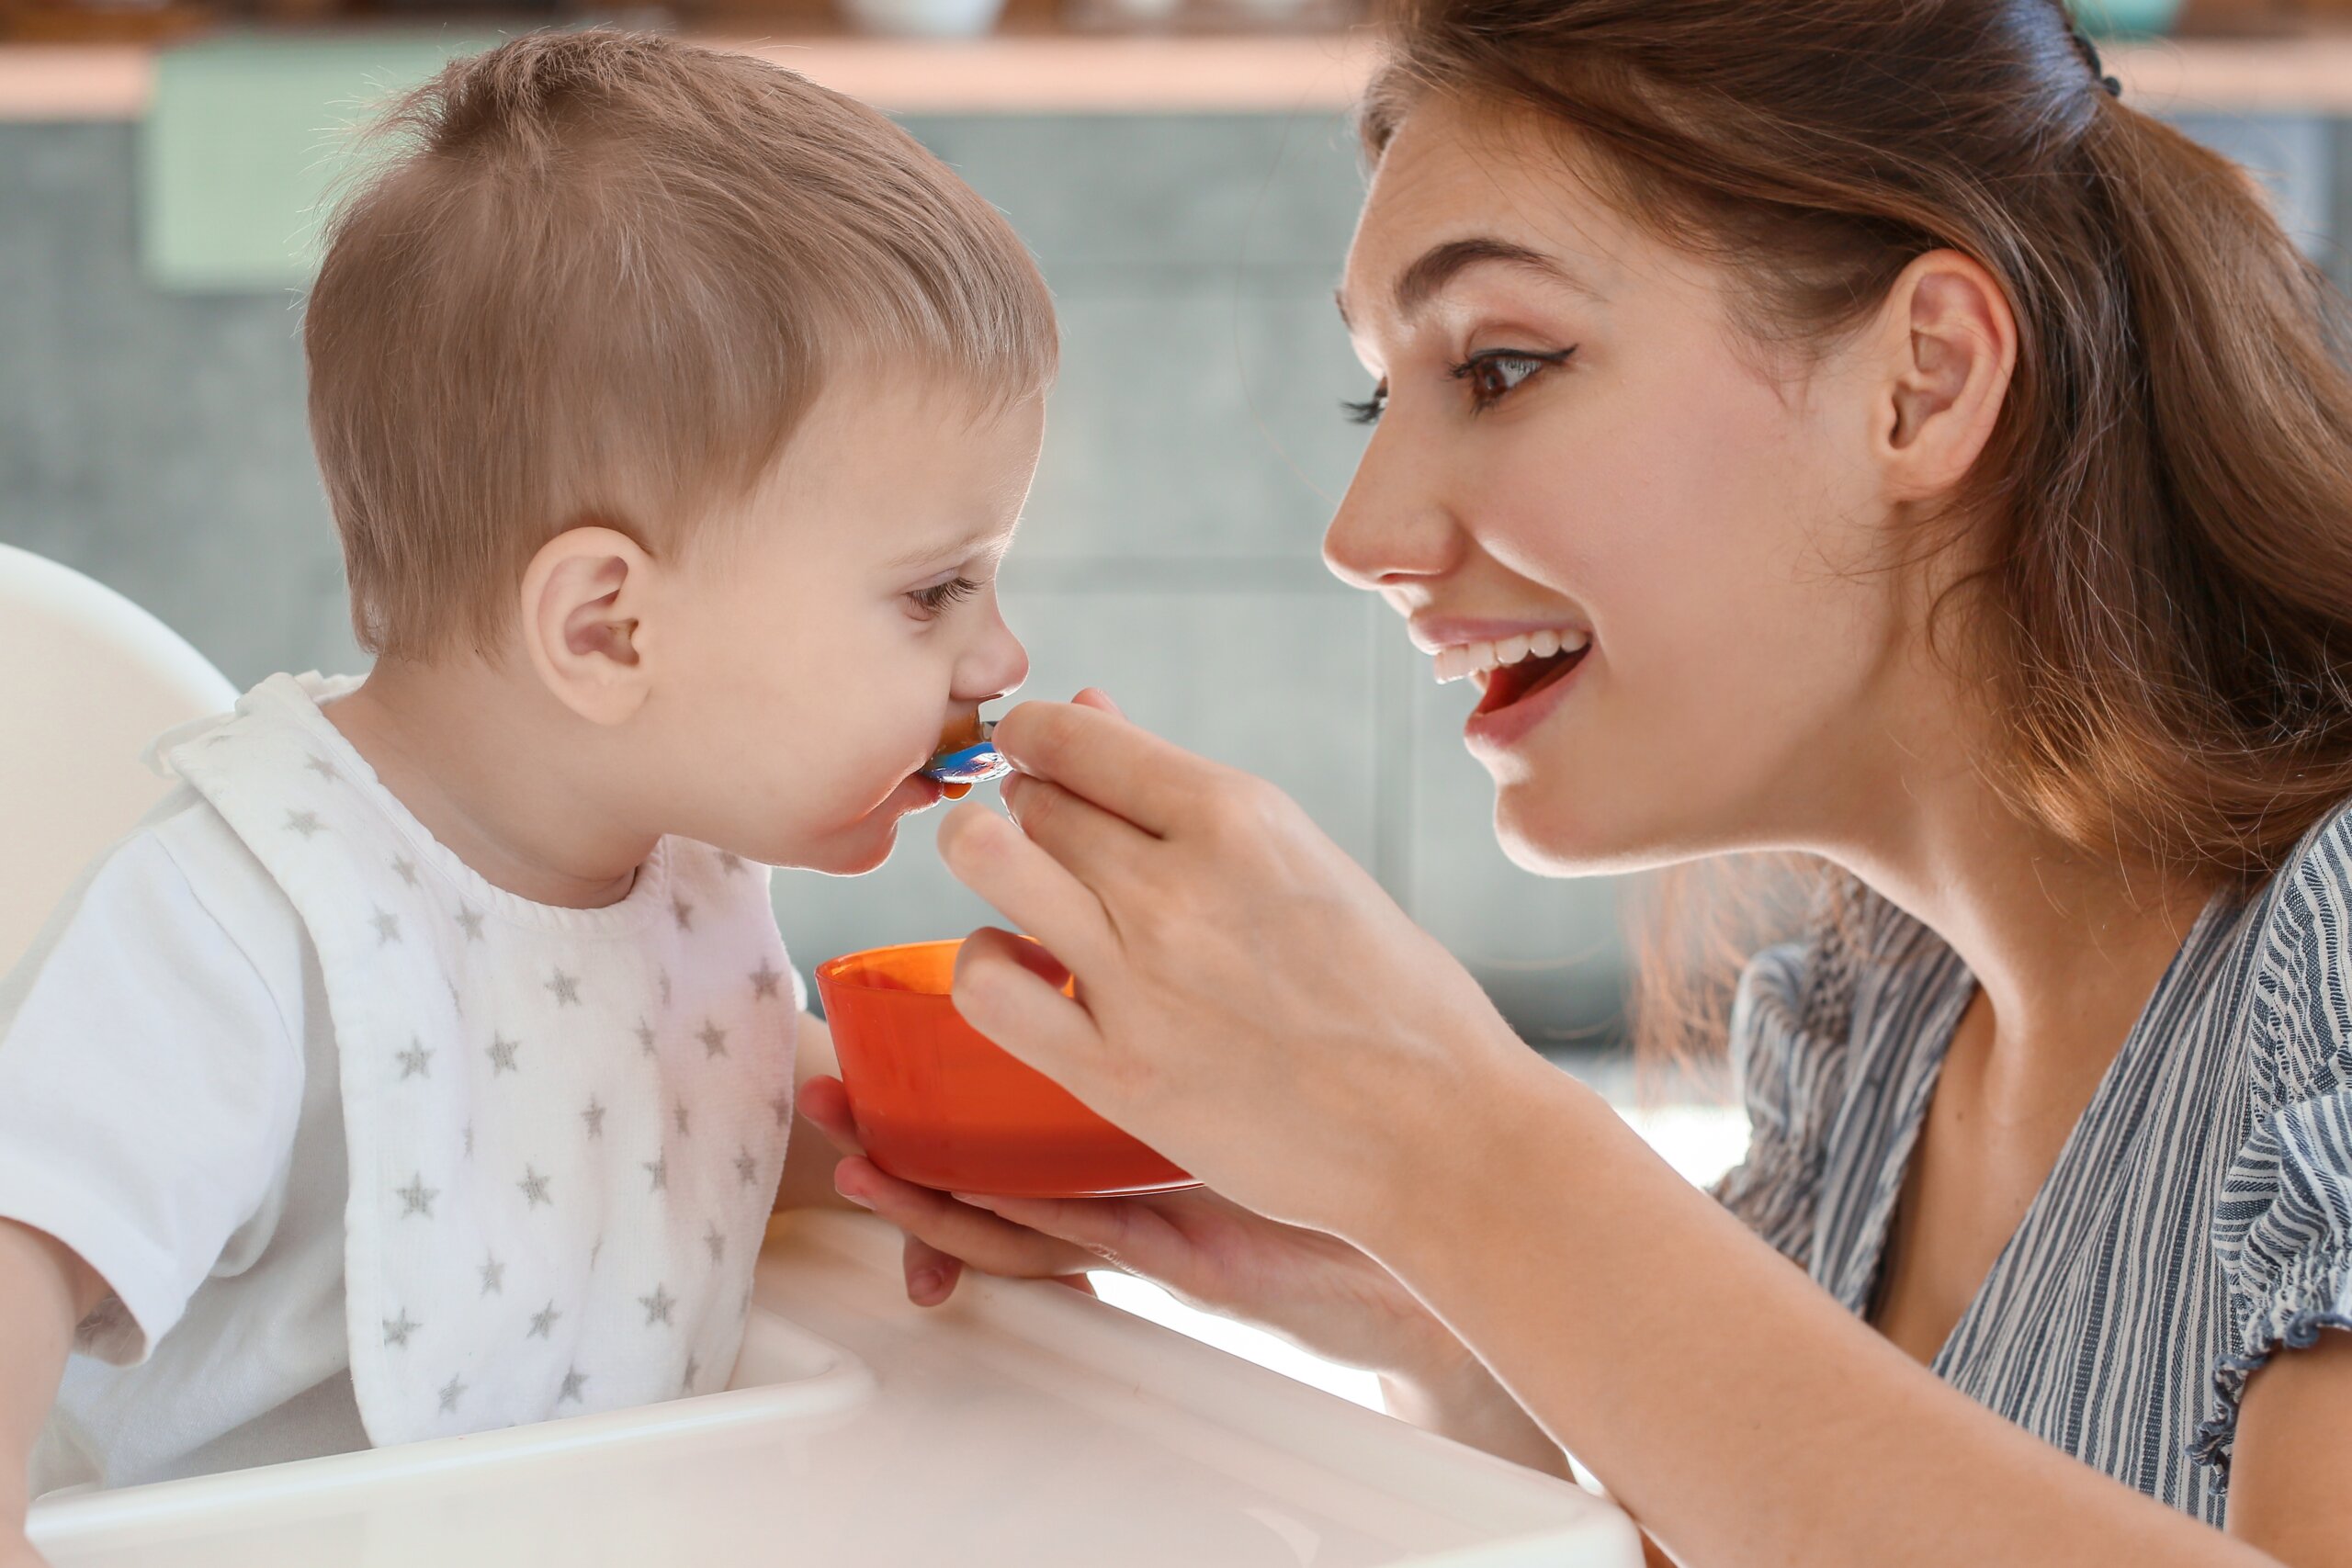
[0,28,1051,1543]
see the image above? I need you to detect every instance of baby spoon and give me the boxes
[923,720,1011,797]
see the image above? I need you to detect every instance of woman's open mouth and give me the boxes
[1426,626,1593,751]
[1470,642,1588,717]
[1431,628,1592,713]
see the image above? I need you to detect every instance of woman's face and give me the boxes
[1328,96,1932,876]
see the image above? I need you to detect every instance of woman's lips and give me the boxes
[1464,644,1590,753]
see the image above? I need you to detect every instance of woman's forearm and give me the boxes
[1354,1055,2272,1568]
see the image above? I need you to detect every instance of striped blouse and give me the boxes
[1713,805,2352,1524]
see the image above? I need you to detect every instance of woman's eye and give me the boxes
[1451,347,1574,412]
[1340,384,1388,426]
[907,576,981,617]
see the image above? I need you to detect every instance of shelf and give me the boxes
[3,28,2351,122]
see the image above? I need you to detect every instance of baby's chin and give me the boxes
[775,773,944,877]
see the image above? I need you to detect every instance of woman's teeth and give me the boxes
[1431,628,1590,686]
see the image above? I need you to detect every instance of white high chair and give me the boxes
[0,543,237,976]
[1,549,1644,1568]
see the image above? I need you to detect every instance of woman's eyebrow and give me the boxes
[1336,236,1603,328]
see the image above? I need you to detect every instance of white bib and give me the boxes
[159,674,794,1447]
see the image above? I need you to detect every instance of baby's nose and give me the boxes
[960,615,1028,706]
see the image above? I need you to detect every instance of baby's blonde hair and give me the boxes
[304,29,1057,660]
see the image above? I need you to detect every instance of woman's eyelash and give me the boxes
[909,576,980,615]
[1451,347,1576,412]
[1339,347,1576,427]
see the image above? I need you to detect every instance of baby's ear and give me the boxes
[518,525,655,725]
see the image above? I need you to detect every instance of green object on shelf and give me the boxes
[140,33,488,293]
[2065,0,2182,37]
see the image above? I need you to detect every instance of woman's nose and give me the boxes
[956,604,1029,705]
[1321,429,1461,592]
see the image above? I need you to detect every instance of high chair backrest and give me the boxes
[0,545,238,976]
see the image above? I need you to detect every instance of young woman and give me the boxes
[802,0,2352,1560]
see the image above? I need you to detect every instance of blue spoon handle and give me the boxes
[923,722,1011,784]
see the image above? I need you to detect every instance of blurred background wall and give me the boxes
[4,48,2347,1065]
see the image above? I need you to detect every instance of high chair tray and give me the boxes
[28,1212,1641,1567]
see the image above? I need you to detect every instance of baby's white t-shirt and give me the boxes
[0,675,804,1493]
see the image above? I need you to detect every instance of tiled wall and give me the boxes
[5,105,2346,1047]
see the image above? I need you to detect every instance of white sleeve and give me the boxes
[0,830,305,1364]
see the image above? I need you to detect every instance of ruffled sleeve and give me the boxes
[1711,892,1867,1271]
[2190,807,2352,1479]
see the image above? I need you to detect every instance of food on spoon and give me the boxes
[923,716,1009,799]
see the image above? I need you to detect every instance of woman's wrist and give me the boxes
[1340,1026,1596,1261]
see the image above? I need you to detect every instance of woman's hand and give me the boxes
[932,694,1548,1241]
[802,1075,1567,1473]
[799,1075,1461,1381]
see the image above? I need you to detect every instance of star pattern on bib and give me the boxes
[225,714,799,1442]
[639,1283,676,1327]
[398,1173,439,1218]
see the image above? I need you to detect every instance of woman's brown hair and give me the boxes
[1363,0,2352,1066]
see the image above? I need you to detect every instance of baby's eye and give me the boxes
[1451,348,1574,412]
[1340,383,1388,426]
[907,576,981,617]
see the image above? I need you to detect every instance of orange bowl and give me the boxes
[814,939,1197,1199]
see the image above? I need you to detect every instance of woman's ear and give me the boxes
[517,525,657,725]
[1873,249,2018,504]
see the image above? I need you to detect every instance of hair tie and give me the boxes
[2073,25,2124,98]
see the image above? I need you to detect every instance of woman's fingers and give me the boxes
[833,1155,1101,1288]
[954,928,1105,1076]
[796,1075,865,1158]
[956,1191,1157,1274]
[935,803,1114,972]
[989,700,1205,840]
[999,773,1148,886]
[1069,687,1125,718]
[902,1234,965,1306]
